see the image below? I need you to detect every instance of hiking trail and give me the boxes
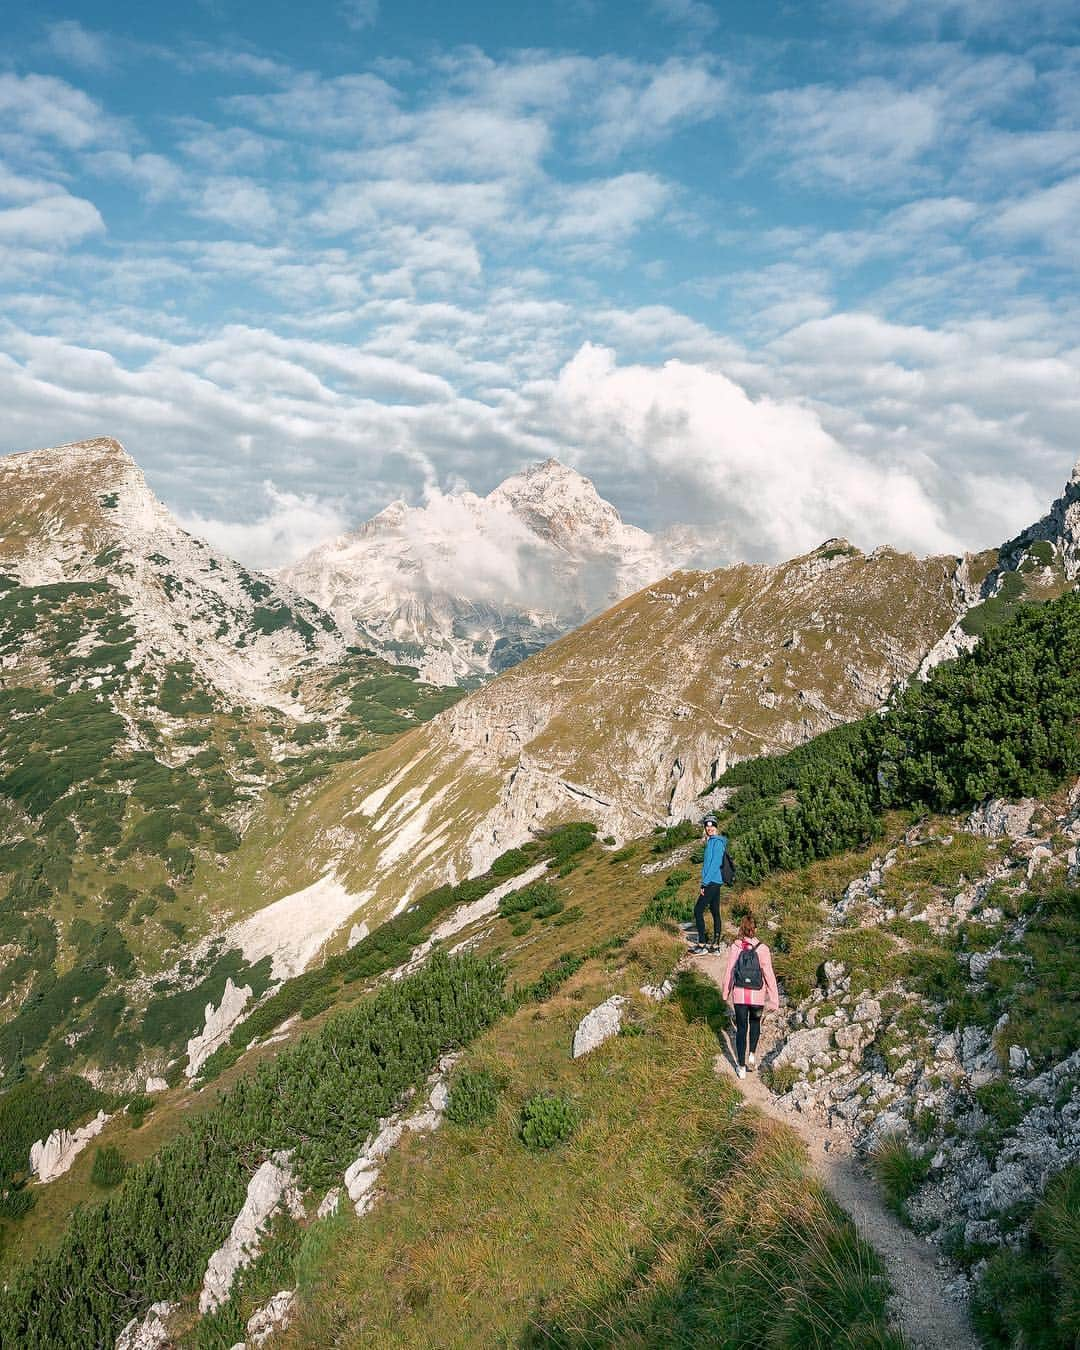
[688,949,978,1350]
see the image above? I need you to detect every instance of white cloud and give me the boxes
[650,0,718,35]
[587,57,727,158]
[193,177,280,232]
[764,79,944,190]
[341,0,380,32]
[532,342,954,559]
[179,482,349,569]
[989,174,1080,256]
[226,72,400,137]
[45,20,114,72]
[0,72,121,150]
[0,191,104,245]
[550,173,669,240]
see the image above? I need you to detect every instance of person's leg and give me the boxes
[734,1004,749,1066]
[748,1007,762,1055]
[693,892,709,944]
[706,883,721,944]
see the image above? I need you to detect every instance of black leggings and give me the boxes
[733,1004,762,1066]
[694,883,722,942]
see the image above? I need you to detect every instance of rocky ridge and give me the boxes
[758,789,1080,1299]
[280,458,705,684]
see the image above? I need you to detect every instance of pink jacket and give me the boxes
[722,938,779,1009]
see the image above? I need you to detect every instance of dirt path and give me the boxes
[687,950,978,1350]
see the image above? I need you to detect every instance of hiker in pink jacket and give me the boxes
[722,912,779,1079]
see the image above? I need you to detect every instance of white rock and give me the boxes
[344,1120,404,1216]
[1027,844,1054,879]
[247,1289,297,1346]
[199,1154,304,1315]
[640,979,674,1002]
[347,921,370,947]
[116,1301,176,1350]
[186,978,252,1079]
[572,995,627,1058]
[771,1027,832,1072]
[145,1077,169,1094]
[966,798,1037,839]
[317,1187,341,1218]
[1009,1045,1031,1073]
[30,1109,111,1183]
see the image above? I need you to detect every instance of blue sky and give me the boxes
[1,0,1078,567]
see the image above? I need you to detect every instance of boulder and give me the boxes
[317,1187,341,1218]
[344,1119,405,1216]
[771,1026,832,1074]
[145,1077,169,1094]
[199,1154,304,1314]
[572,995,627,1059]
[640,979,674,1002]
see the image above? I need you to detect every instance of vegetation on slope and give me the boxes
[0,953,505,1349]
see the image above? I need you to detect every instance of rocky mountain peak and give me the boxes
[487,458,625,548]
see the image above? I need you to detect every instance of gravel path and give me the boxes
[688,949,978,1350]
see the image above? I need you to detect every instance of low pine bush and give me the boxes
[519,1094,577,1150]
[445,1069,503,1127]
[90,1145,125,1188]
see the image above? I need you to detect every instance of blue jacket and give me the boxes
[702,834,728,886]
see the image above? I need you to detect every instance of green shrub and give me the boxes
[520,1094,577,1150]
[90,1145,125,1188]
[445,1069,503,1127]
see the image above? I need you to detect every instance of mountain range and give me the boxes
[279,457,707,684]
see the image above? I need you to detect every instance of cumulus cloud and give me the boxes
[341,0,380,31]
[989,174,1080,256]
[0,72,121,150]
[0,184,104,245]
[179,482,350,569]
[532,342,954,560]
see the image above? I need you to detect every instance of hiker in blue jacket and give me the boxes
[691,815,727,954]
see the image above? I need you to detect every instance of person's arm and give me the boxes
[759,943,780,1010]
[721,943,738,1001]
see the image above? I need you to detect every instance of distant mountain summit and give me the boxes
[280,458,707,684]
[0,437,346,709]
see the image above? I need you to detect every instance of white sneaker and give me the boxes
[736,1066,746,1079]
[747,1052,756,1069]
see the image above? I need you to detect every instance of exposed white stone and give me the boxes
[347,921,370,947]
[30,1109,110,1183]
[186,978,252,1079]
[966,798,1037,839]
[227,872,366,982]
[246,1290,297,1346]
[145,1077,169,1094]
[640,979,674,1002]
[344,1120,405,1216]
[115,1301,176,1350]
[572,995,627,1058]
[317,1186,341,1218]
[199,1154,304,1315]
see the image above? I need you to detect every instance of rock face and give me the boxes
[186,978,253,1078]
[573,996,627,1058]
[0,438,345,709]
[246,1289,297,1346]
[281,458,704,685]
[115,1301,176,1350]
[29,1109,110,1183]
[199,1154,305,1315]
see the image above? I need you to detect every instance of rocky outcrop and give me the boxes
[245,1289,297,1346]
[342,1054,458,1216]
[29,1109,110,1183]
[186,978,253,1079]
[572,996,627,1058]
[115,1301,176,1350]
[199,1154,304,1315]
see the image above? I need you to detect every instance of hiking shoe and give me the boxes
[689,944,708,955]
[747,1052,756,1069]
[736,1066,747,1079]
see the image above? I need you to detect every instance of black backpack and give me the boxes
[732,940,763,990]
[720,846,736,887]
